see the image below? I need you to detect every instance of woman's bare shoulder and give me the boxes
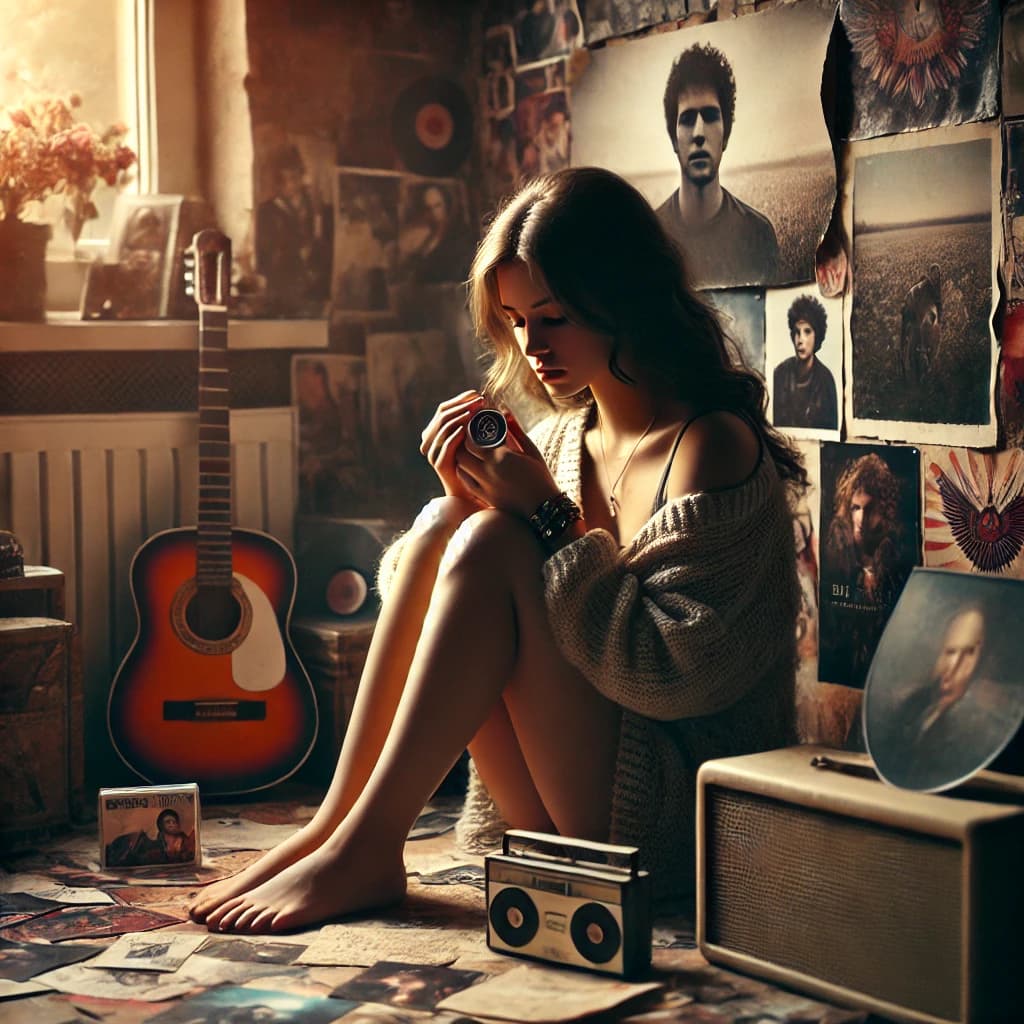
[665,410,761,497]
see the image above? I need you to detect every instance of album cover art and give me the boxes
[922,446,1024,579]
[99,785,200,870]
[818,441,920,689]
[0,938,98,982]
[863,568,1024,792]
[841,0,999,141]
[332,961,483,1011]
[146,985,357,1024]
[2,905,183,944]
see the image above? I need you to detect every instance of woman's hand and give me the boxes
[420,391,489,506]
[454,411,562,520]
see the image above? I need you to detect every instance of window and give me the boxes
[0,0,143,254]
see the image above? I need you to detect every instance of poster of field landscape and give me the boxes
[845,122,998,448]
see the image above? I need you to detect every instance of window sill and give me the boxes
[0,315,329,352]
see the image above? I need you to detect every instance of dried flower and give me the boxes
[0,91,137,241]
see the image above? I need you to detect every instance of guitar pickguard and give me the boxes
[231,573,287,692]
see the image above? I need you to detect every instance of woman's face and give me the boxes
[495,260,611,399]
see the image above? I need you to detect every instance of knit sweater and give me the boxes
[378,402,799,904]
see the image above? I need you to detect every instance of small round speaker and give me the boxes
[489,886,539,948]
[468,408,507,448]
[570,902,621,964]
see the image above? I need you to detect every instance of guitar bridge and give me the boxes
[163,700,266,721]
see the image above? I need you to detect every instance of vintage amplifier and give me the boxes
[697,745,1024,1024]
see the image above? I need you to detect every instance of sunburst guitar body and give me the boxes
[107,229,317,795]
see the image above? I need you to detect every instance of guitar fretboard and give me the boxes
[197,307,232,587]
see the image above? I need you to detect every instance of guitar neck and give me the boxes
[197,306,232,587]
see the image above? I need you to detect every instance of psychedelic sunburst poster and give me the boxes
[923,446,1024,577]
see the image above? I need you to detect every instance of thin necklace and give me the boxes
[596,407,658,518]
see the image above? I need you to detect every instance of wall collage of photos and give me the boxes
[256,0,1024,749]
[477,0,1024,750]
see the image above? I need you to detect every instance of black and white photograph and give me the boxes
[88,932,206,973]
[863,568,1024,792]
[251,137,333,318]
[397,178,475,286]
[572,0,837,289]
[332,170,400,313]
[0,939,97,983]
[922,446,1024,579]
[704,288,765,376]
[818,441,920,690]
[196,937,307,965]
[847,124,998,446]
[841,0,1000,141]
[766,285,842,440]
[331,960,483,1012]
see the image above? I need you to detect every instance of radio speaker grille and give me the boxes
[705,787,962,1021]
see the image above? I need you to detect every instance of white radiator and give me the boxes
[0,408,297,776]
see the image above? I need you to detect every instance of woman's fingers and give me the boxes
[420,392,485,455]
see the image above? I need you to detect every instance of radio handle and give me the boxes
[502,829,641,874]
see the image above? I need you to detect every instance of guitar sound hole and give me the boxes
[186,585,243,642]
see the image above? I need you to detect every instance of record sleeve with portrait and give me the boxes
[863,568,1024,793]
[98,784,201,870]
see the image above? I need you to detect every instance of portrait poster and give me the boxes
[818,440,920,689]
[292,355,378,518]
[397,178,475,286]
[921,446,1024,580]
[367,330,469,516]
[840,0,999,142]
[571,0,837,290]
[862,568,1024,792]
[765,284,843,441]
[480,112,519,208]
[333,170,401,314]
[1004,2,1024,118]
[845,123,998,447]
[704,288,765,376]
[514,68,570,180]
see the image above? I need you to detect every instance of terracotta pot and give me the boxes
[0,218,51,321]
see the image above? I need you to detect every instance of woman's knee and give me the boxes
[407,496,478,547]
[439,508,540,577]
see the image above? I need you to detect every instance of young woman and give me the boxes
[189,166,804,934]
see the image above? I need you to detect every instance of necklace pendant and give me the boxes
[608,495,618,518]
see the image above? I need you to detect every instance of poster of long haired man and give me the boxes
[571,0,836,290]
[818,441,920,688]
[846,123,998,447]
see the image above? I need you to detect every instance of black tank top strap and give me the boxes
[652,411,712,515]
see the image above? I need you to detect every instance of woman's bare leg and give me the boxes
[189,497,476,922]
[202,510,620,933]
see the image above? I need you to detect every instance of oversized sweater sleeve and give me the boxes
[541,459,798,722]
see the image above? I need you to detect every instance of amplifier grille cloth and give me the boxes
[707,787,961,1020]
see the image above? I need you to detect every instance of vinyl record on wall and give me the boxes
[391,75,473,176]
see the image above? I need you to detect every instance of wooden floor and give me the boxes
[0,786,880,1023]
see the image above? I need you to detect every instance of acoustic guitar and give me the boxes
[107,228,318,795]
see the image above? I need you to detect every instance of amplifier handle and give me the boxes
[502,829,641,873]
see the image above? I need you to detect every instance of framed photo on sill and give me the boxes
[81,194,214,320]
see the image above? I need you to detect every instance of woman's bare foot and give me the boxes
[189,823,328,923]
[202,832,407,934]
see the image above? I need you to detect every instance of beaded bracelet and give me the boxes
[529,491,582,544]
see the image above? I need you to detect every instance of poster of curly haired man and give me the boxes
[818,441,920,689]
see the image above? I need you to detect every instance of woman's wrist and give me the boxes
[528,491,583,549]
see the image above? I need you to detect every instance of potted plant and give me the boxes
[0,91,136,321]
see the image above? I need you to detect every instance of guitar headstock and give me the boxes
[184,229,232,312]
